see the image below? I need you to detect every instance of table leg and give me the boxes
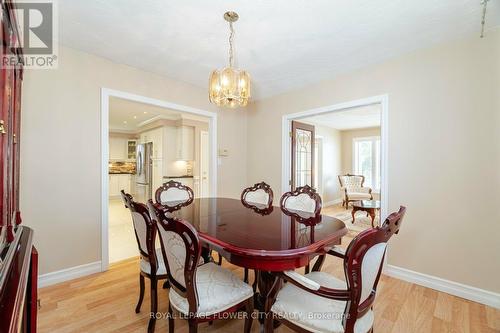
[369,209,376,227]
[256,271,282,327]
[201,246,212,264]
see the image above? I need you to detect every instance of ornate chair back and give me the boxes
[147,200,202,315]
[155,180,194,212]
[241,181,274,208]
[342,206,406,332]
[120,190,159,274]
[280,185,322,220]
[338,174,365,188]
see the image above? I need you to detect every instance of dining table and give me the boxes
[162,197,348,321]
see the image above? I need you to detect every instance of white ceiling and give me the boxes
[60,0,500,100]
[303,104,381,130]
[109,97,208,131]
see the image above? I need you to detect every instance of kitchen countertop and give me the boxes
[163,175,193,178]
[109,172,136,175]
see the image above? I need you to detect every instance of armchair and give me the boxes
[338,174,373,210]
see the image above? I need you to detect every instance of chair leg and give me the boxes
[135,274,145,313]
[162,280,170,289]
[168,303,174,333]
[244,268,249,283]
[264,312,275,333]
[188,319,198,333]
[244,297,254,333]
[148,277,158,333]
[305,264,310,274]
[252,270,258,292]
[217,253,222,265]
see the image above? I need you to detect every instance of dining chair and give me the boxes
[280,185,322,222]
[121,190,169,333]
[155,180,194,212]
[280,185,322,273]
[146,201,254,333]
[264,206,406,333]
[240,181,274,287]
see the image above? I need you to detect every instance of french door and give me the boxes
[291,121,315,190]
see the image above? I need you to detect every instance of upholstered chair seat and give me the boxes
[271,271,374,333]
[169,262,254,317]
[343,190,372,201]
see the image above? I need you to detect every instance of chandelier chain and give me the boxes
[229,21,234,67]
[480,0,490,38]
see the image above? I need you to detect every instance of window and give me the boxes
[353,137,381,191]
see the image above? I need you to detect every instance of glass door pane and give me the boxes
[295,128,312,187]
[291,121,315,189]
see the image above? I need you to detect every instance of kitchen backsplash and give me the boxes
[109,161,136,174]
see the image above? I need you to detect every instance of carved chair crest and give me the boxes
[241,181,274,214]
[155,180,194,212]
[280,185,322,222]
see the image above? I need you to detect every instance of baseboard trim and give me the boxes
[384,265,500,309]
[324,198,342,207]
[38,261,102,288]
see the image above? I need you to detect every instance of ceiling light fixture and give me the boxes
[209,11,251,108]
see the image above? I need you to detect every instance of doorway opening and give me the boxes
[101,89,217,270]
[283,95,388,237]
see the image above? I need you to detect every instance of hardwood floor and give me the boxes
[38,251,500,332]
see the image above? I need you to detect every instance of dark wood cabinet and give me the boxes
[1,1,38,332]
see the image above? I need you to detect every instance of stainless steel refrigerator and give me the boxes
[135,142,153,202]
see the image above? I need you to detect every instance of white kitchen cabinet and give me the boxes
[152,159,163,194]
[176,126,194,161]
[109,174,132,197]
[109,137,127,160]
[139,127,163,158]
[127,140,137,159]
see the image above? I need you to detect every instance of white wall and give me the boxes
[247,30,500,293]
[20,46,248,275]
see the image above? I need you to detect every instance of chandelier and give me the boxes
[209,11,251,108]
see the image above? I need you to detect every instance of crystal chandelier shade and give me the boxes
[209,12,251,108]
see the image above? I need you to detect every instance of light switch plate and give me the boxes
[218,149,229,157]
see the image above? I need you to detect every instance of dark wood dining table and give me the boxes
[163,197,348,320]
